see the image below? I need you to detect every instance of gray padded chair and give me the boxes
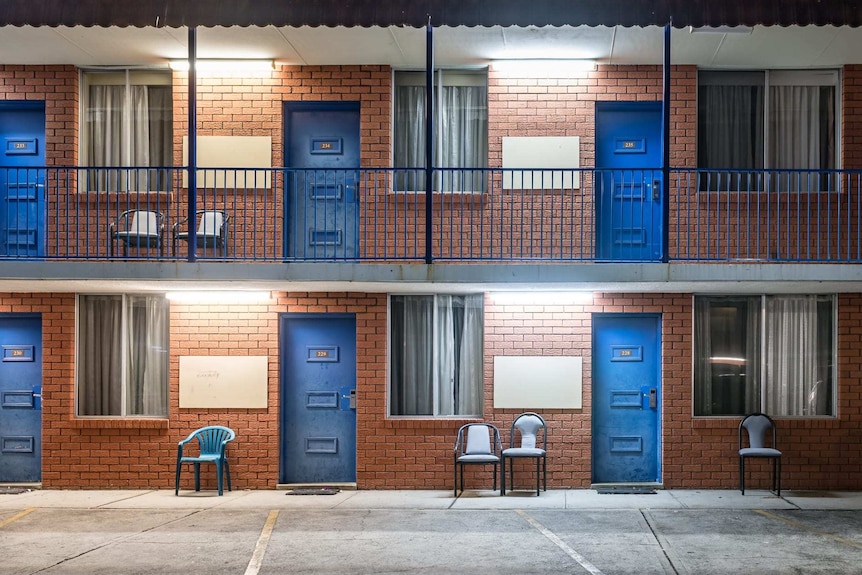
[501,412,547,495]
[453,423,502,497]
[738,413,782,495]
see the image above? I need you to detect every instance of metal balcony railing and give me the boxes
[1,166,860,263]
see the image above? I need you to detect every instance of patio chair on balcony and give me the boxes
[109,210,165,257]
[173,210,229,258]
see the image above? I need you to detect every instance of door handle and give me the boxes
[648,388,657,409]
[342,389,356,409]
[652,180,661,200]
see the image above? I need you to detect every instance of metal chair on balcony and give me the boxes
[109,210,165,257]
[173,210,229,258]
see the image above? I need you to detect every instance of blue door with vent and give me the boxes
[592,314,661,484]
[280,314,356,484]
[595,102,662,261]
[0,314,42,482]
[0,102,46,258]
[284,102,360,260]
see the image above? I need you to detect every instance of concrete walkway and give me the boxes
[2,489,862,574]
[1,487,861,510]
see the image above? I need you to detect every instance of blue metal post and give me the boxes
[187,27,198,262]
[661,22,671,263]
[425,18,434,264]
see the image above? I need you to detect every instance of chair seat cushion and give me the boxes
[739,447,782,457]
[503,448,546,457]
[457,454,500,463]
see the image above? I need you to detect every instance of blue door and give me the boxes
[284,102,360,260]
[592,314,661,484]
[0,314,42,482]
[595,102,662,261]
[0,102,46,258]
[280,314,356,483]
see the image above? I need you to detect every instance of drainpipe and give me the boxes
[661,22,671,263]
[425,17,434,264]
[187,27,198,262]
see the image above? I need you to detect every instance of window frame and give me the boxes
[387,293,485,418]
[692,294,838,419]
[74,293,170,418]
[392,68,489,194]
[80,69,174,193]
[696,68,841,192]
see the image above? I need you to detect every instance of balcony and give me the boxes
[1,166,860,263]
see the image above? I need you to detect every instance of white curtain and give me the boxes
[764,296,824,416]
[457,294,483,415]
[394,85,426,191]
[88,84,172,191]
[390,294,483,416]
[394,80,487,192]
[125,295,169,416]
[77,294,168,416]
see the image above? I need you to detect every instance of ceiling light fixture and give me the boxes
[168,59,275,73]
[491,59,596,75]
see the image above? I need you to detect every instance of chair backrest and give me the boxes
[455,423,500,457]
[511,412,546,449]
[198,211,225,236]
[739,413,776,449]
[193,425,236,456]
[465,425,493,455]
[128,211,161,236]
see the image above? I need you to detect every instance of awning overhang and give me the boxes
[1,0,862,29]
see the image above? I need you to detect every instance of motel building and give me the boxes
[0,0,860,494]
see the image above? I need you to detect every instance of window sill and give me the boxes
[72,418,169,429]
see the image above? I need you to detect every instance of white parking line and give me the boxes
[516,509,606,575]
[244,510,280,575]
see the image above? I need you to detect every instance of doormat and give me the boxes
[0,487,30,495]
[287,487,341,496]
[595,486,657,495]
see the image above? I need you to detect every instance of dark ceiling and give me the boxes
[2,0,862,28]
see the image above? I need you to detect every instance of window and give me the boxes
[694,295,835,417]
[393,70,488,192]
[76,294,169,416]
[698,70,838,191]
[82,70,173,191]
[389,294,484,416]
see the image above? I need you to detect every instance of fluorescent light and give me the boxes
[492,59,596,76]
[490,292,594,306]
[169,59,275,73]
[166,291,272,304]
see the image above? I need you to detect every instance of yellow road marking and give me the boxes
[243,509,280,575]
[0,508,36,528]
[755,509,862,550]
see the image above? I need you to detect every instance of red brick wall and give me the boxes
[22,289,862,491]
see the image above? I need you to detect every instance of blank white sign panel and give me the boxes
[179,355,268,408]
[493,356,583,409]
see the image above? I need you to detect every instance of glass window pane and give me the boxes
[694,296,761,416]
[694,294,835,418]
[389,294,483,417]
[76,294,168,417]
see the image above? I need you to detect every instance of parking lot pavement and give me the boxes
[2,490,862,574]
